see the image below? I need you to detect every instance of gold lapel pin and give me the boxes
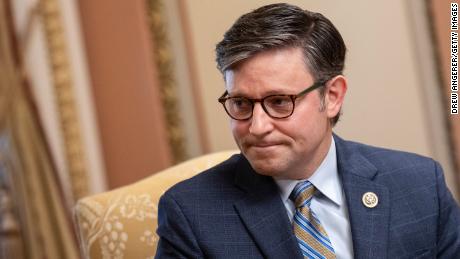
[362,192,378,208]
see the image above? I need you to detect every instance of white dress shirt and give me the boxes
[274,137,354,259]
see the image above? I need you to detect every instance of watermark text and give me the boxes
[451,3,458,114]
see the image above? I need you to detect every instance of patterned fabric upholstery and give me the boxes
[74,150,238,259]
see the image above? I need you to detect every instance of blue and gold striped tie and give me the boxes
[290,181,336,259]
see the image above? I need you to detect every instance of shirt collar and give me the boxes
[274,137,343,207]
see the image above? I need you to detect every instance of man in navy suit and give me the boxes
[156,3,460,258]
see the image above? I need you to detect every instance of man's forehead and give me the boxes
[224,48,312,79]
[224,74,309,98]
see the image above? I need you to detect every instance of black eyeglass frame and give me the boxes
[217,80,328,120]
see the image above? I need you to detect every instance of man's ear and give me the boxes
[324,75,347,119]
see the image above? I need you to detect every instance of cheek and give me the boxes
[278,116,309,137]
[230,121,246,139]
[279,111,325,142]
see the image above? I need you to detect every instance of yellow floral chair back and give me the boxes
[74,150,238,259]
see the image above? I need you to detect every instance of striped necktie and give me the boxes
[290,181,336,259]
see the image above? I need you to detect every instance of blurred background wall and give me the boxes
[0,0,459,257]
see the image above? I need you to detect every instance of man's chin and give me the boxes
[244,145,281,159]
[246,158,284,177]
[242,147,288,174]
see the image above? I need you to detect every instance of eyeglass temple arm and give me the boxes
[218,91,229,102]
[296,80,327,97]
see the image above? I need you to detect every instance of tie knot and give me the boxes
[289,181,315,208]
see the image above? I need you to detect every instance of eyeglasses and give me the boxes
[218,80,327,120]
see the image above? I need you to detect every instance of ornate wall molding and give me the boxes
[147,0,187,163]
[39,0,88,201]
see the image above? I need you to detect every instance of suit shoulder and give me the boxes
[341,138,437,170]
[336,137,443,198]
[163,154,241,197]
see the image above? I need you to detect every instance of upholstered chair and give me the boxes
[74,150,238,259]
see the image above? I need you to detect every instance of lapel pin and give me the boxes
[362,192,378,208]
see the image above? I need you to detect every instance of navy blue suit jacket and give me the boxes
[155,136,460,258]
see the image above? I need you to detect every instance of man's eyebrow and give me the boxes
[228,88,293,97]
[264,89,294,95]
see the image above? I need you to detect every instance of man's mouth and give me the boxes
[246,141,283,150]
[252,142,279,147]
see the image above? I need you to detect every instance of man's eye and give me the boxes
[267,96,290,107]
[230,98,250,108]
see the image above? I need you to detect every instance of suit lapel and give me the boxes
[233,156,303,259]
[335,135,390,259]
[231,135,392,258]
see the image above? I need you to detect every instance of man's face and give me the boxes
[225,47,334,180]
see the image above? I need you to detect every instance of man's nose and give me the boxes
[249,103,274,136]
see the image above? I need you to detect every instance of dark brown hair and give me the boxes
[215,3,346,125]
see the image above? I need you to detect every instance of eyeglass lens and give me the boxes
[224,95,294,119]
